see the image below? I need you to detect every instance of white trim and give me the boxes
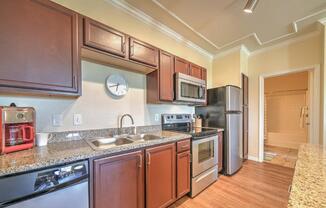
[214,45,242,59]
[214,44,251,59]
[152,0,219,50]
[258,65,320,162]
[251,31,321,56]
[107,0,213,59]
[150,1,326,50]
[248,155,260,162]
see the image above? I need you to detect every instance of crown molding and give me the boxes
[319,17,326,25]
[150,1,326,50]
[213,45,251,59]
[152,0,219,50]
[251,30,321,56]
[107,0,213,59]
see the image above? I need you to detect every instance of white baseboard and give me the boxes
[248,155,260,162]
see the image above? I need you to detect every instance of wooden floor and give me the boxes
[264,145,298,168]
[171,161,294,208]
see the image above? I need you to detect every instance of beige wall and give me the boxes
[211,47,249,88]
[265,71,308,93]
[248,33,322,158]
[265,72,309,149]
[51,0,213,87]
[0,61,194,132]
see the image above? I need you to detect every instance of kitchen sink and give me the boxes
[85,137,134,150]
[127,134,162,142]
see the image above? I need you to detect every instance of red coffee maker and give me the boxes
[0,104,35,154]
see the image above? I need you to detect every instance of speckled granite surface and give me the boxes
[0,130,190,177]
[49,125,161,143]
[288,144,326,208]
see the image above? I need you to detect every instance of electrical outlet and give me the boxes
[52,114,63,127]
[154,114,159,122]
[73,114,82,126]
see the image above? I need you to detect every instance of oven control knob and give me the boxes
[17,113,25,119]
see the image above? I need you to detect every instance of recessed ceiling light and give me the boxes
[244,0,259,14]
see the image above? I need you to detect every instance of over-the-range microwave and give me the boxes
[175,72,206,104]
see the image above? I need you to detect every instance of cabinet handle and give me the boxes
[138,154,142,168]
[147,152,151,166]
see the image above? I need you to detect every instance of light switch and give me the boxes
[52,114,63,127]
[73,114,82,126]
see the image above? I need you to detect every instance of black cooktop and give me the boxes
[167,126,218,139]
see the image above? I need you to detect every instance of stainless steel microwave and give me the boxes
[175,72,206,104]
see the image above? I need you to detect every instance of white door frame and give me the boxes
[258,65,320,162]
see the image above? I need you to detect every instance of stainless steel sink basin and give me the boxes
[85,137,133,150]
[127,134,162,142]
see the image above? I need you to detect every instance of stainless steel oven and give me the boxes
[175,72,206,104]
[191,135,218,197]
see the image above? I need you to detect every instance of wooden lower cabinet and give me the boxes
[93,151,144,208]
[176,150,191,199]
[146,143,176,208]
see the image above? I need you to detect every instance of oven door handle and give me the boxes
[195,168,217,182]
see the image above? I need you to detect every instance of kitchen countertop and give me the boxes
[0,131,190,177]
[288,144,326,208]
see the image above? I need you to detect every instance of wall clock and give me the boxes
[106,74,128,97]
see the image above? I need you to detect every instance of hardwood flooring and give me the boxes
[171,161,294,208]
[264,145,298,168]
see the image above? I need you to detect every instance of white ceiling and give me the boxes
[111,0,326,56]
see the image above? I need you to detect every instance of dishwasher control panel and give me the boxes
[34,161,88,192]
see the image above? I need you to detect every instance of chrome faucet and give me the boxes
[119,114,137,135]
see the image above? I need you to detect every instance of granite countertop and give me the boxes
[288,144,326,208]
[0,131,190,177]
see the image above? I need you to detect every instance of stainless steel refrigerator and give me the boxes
[195,85,243,175]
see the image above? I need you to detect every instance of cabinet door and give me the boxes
[93,151,144,208]
[84,18,126,58]
[189,63,202,79]
[218,132,223,172]
[174,57,190,75]
[242,73,248,105]
[159,51,174,101]
[243,106,249,160]
[201,68,207,81]
[0,0,80,95]
[177,151,191,199]
[129,38,159,68]
[146,143,176,208]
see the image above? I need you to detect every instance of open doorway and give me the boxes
[263,71,309,168]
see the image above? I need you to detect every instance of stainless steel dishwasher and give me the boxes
[0,160,89,208]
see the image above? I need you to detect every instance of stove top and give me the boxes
[170,127,218,139]
[161,114,218,139]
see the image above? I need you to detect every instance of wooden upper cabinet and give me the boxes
[0,0,80,96]
[93,151,144,208]
[190,63,202,79]
[201,68,207,81]
[174,57,190,75]
[84,17,126,58]
[129,37,159,68]
[159,51,174,101]
[146,143,176,208]
[177,151,191,199]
